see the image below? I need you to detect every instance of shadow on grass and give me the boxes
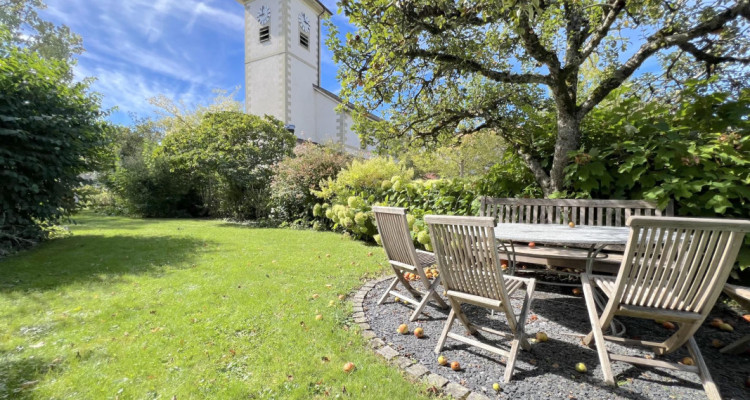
[0,234,211,293]
[0,350,55,400]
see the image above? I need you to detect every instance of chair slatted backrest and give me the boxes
[610,217,750,315]
[425,215,510,306]
[480,198,674,226]
[372,206,419,268]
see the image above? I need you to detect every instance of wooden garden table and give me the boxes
[494,222,631,335]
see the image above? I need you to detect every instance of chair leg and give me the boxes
[449,298,477,335]
[687,337,721,400]
[428,276,448,309]
[435,308,456,353]
[515,280,535,351]
[410,291,432,321]
[377,277,399,305]
[581,276,615,386]
[503,338,521,383]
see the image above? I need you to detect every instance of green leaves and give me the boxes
[0,45,109,254]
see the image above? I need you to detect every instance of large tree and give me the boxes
[0,0,83,62]
[329,0,750,195]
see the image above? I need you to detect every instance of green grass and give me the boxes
[0,213,431,399]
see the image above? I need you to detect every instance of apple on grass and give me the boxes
[343,362,355,373]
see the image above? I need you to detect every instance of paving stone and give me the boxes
[444,382,470,400]
[404,363,429,379]
[359,323,371,330]
[375,345,399,360]
[466,391,491,400]
[361,330,376,339]
[393,356,413,369]
[353,316,367,324]
[423,373,448,388]
[369,338,385,349]
[352,312,365,319]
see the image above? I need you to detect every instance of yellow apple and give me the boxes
[397,324,408,334]
[414,327,424,338]
[536,332,549,342]
[437,355,447,366]
[575,362,587,373]
[492,382,501,392]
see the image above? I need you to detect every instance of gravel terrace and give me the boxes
[363,277,750,399]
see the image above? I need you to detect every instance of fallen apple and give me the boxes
[662,321,676,330]
[528,242,536,248]
[328,300,335,306]
[450,361,461,371]
[536,332,549,342]
[743,314,750,323]
[492,382,501,392]
[437,355,447,366]
[572,288,582,296]
[343,362,355,373]
[568,221,575,228]
[681,357,694,366]
[397,324,409,334]
[338,294,346,300]
[575,362,587,373]
[394,296,400,302]
[719,322,734,332]
[414,327,424,338]
[312,294,319,299]
[315,314,323,320]
[710,318,724,328]
[711,339,724,348]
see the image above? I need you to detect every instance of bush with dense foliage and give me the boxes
[566,83,750,270]
[0,43,109,254]
[314,157,481,249]
[270,142,352,225]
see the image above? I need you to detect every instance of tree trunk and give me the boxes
[547,109,581,196]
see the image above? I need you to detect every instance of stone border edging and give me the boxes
[352,276,490,400]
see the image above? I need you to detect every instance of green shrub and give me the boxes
[0,45,110,254]
[158,111,295,219]
[567,82,750,271]
[316,156,412,201]
[270,142,352,223]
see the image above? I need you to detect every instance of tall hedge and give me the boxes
[0,46,109,254]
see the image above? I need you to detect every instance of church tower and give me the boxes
[236,0,373,152]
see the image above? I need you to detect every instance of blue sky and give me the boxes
[41,0,352,125]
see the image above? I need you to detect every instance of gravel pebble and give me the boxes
[363,278,750,399]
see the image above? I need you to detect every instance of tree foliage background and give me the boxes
[329,0,750,194]
[0,21,108,255]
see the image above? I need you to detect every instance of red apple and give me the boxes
[397,324,408,334]
[450,361,461,371]
[343,362,355,373]
[414,327,424,338]
[528,242,536,248]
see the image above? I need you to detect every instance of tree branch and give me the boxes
[677,41,750,65]
[517,11,561,71]
[403,49,551,85]
[578,0,626,64]
[578,0,750,117]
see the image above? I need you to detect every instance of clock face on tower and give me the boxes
[298,12,310,33]
[257,5,270,25]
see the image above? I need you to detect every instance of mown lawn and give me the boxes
[0,213,431,399]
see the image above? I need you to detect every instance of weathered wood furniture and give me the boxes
[580,216,750,400]
[719,284,750,354]
[425,215,536,382]
[480,197,674,273]
[372,206,448,321]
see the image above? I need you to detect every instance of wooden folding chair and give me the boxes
[719,284,750,354]
[425,215,536,382]
[581,216,750,400]
[373,206,448,321]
